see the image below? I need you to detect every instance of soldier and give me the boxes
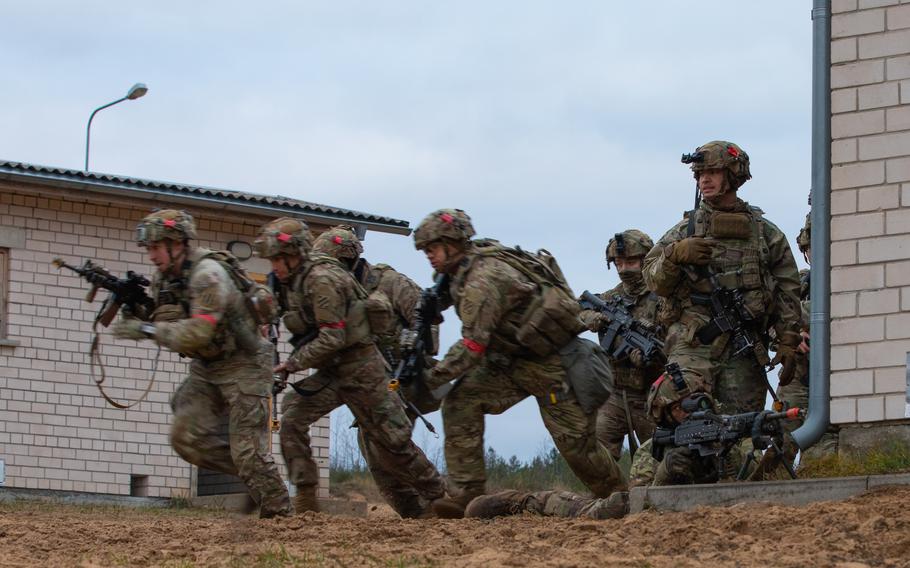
[769,212,838,470]
[255,218,446,516]
[464,372,758,520]
[643,141,805,415]
[311,224,444,518]
[414,209,627,518]
[112,210,292,518]
[579,230,663,460]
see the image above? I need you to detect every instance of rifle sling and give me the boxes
[89,319,160,410]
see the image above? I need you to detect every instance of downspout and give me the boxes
[792,0,831,451]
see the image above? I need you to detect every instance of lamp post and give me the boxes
[84,83,148,172]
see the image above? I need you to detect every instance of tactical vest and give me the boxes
[150,248,261,361]
[358,262,410,364]
[680,205,773,328]
[280,256,373,353]
[599,286,664,391]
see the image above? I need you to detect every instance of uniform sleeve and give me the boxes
[289,272,348,370]
[765,222,805,337]
[154,259,231,352]
[431,266,507,383]
[643,222,687,297]
[384,270,423,329]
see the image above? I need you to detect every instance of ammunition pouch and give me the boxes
[710,212,751,240]
[364,290,395,336]
[516,286,585,357]
[558,337,613,414]
[343,299,372,347]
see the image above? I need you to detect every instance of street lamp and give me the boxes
[84,83,148,172]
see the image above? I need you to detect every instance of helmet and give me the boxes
[413,209,476,250]
[313,225,363,260]
[797,213,811,255]
[647,365,709,425]
[605,229,654,268]
[254,217,313,259]
[682,140,752,189]
[136,210,196,246]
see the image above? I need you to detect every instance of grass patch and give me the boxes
[798,440,910,478]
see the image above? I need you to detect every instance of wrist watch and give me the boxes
[139,322,157,338]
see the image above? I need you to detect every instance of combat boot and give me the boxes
[464,490,531,519]
[431,496,470,519]
[582,491,629,520]
[292,486,320,514]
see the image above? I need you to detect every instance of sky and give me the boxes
[1,1,815,464]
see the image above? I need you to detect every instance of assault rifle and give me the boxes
[578,290,665,365]
[692,275,764,361]
[52,258,154,326]
[388,273,449,435]
[651,397,804,480]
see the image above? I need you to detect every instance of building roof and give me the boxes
[0,160,410,235]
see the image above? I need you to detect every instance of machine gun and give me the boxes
[387,273,449,435]
[651,397,804,480]
[578,290,665,365]
[52,258,154,326]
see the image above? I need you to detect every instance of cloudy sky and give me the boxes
[1,1,815,463]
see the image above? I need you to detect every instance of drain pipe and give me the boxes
[792,0,831,451]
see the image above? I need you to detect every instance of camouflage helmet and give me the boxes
[606,229,654,267]
[797,213,811,255]
[136,209,196,246]
[313,225,363,260]
[413,209,476,250]
[647,366,709,424]
[682,140,752,189]
[254,217,313,259]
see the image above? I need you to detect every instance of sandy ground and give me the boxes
[1,486,909,567]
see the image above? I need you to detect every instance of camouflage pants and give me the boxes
[479,489,628,520]
[170,351,291,517]
[441,353,627,502]
[776,379,839,463]
[665,318,767,414]
[596,388,655,461]
[280,344,445,513]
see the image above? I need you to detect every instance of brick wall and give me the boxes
[830,0,910,424]
[0,184,331,497]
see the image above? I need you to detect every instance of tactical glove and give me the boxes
[580,311,607,333]
[628,348,645,368]
[665,237,714,265]
[772,331,803,386]
[111,318,149,340]
[654,447,695,485]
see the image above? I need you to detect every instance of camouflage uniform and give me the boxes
[773,214,838,468]
[258,219,445,516]
[579,230,663,460]
[312,225,445,518]
[465,377,755,520]
[643,141,804,415]
[113,210,291,518]
[415,209,626,512]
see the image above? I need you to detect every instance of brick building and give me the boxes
[0,161,409,498]
[829,1,910,443]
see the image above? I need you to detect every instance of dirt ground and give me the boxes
[1,486,909,568]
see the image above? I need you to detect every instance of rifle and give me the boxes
[52,258,154,326]
[651,398,804,480]
[387,273,449,435]
[578,290,665,366]
[691,275,765,362]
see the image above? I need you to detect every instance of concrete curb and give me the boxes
[0,487,170,508]
[629,473,910,513]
